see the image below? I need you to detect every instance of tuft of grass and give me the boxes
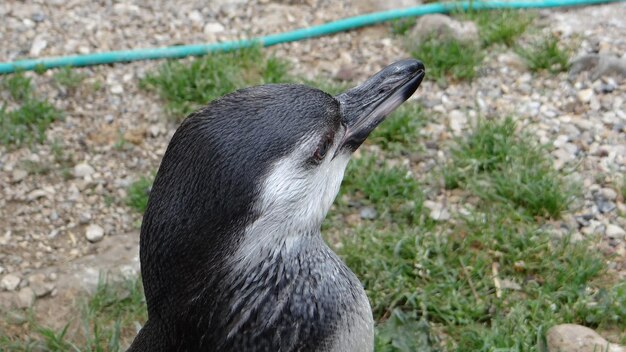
[410,37,483,83]
[140,47,291,119]
[463,10,534,47]
[390,18,415,36]
[2,72,32,102]
[333,209,625,351]
[0,72,63,148]
[126,176,154,213]
[0,277,147,351]
[0,98,63,148]
[443,116,572,218]
[368,104,426,155]
[53,67,87,90]
[339,153,424,224]
[517,34,570,74]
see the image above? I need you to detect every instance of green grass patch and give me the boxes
[126,175,154,213]
[1,99,63,148]
[53,67,87,90]
[368,104,426,155]
[390,18,415,36]
[2,72,33,101]
[332,209,625,351]
[140,47,291,119]
[339,152,424,224]
[443,116,572,218]
[0,72,63,148]
[517,34,570,74]
[409,37,483,83]
[463,10,534,47]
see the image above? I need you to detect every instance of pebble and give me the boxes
[73,163,95,178]
[599,187,617,201]
[204,22,225,34]
[29,35,47,56]
[85,224,105,243]
[12,169,28,183]
[29,274,55,298]
[424,201,450,221]
[1,274,22,291]
[577,89,594,103]
[546,324,625,352]
[605,224,626,239]
[359,207,377,220]
[16,287,35,309]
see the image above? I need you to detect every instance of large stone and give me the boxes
[16,287,35,309]
[547,324,625,352]
[85,224,105,243]
[409,14,479,44]
[73,163,95,178]
[605,224,626,240]
[1,274,21,291]
[569,54,626,81]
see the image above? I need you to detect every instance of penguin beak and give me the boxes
[335,58,425,153]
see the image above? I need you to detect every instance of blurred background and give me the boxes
[0,0,625,350]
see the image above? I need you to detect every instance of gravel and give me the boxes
[0,0,625,332]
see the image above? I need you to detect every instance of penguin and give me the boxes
[127,58,425,352]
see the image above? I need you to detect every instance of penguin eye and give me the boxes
[314,133,334,161]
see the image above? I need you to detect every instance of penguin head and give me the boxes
[140,58,424,312]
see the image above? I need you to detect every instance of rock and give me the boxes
[113,3,140,14]
[28,274,55,298]
[409,14,479,45]
[29,35,47,56]
[1,274,21,291]
[359,207,377,220]
[599,188,617,201]
[569,54,626,81]
[85,224,105,243]
[577,89,593,103]
[148,125,161,137]
[110,84,124,94]
[497,52,527,71]
[547,324,626,352]
[27,189,48,201]
[73,163,95,178]
[79,212,92,224]
[204,22,225,34]
[597,200,616,214]
[188,10,203,23]
[424,200,450,221]
[449,110,467,133]
[11,169,28,183]
[16,287,35,309]
[605,224,626,240]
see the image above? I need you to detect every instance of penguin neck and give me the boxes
[232,211,329,273]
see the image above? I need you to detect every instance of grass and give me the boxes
[517,34,570,73]
[409,38,484,83]
[126,176,154,213]
[0,72,63,148]
[332,203,625,351]
[140,46,291,119]
[368,104,426,155]
[0,277,146,351]
[53,67,87,90]
[443,116,572,219]
[463,10,535,48]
